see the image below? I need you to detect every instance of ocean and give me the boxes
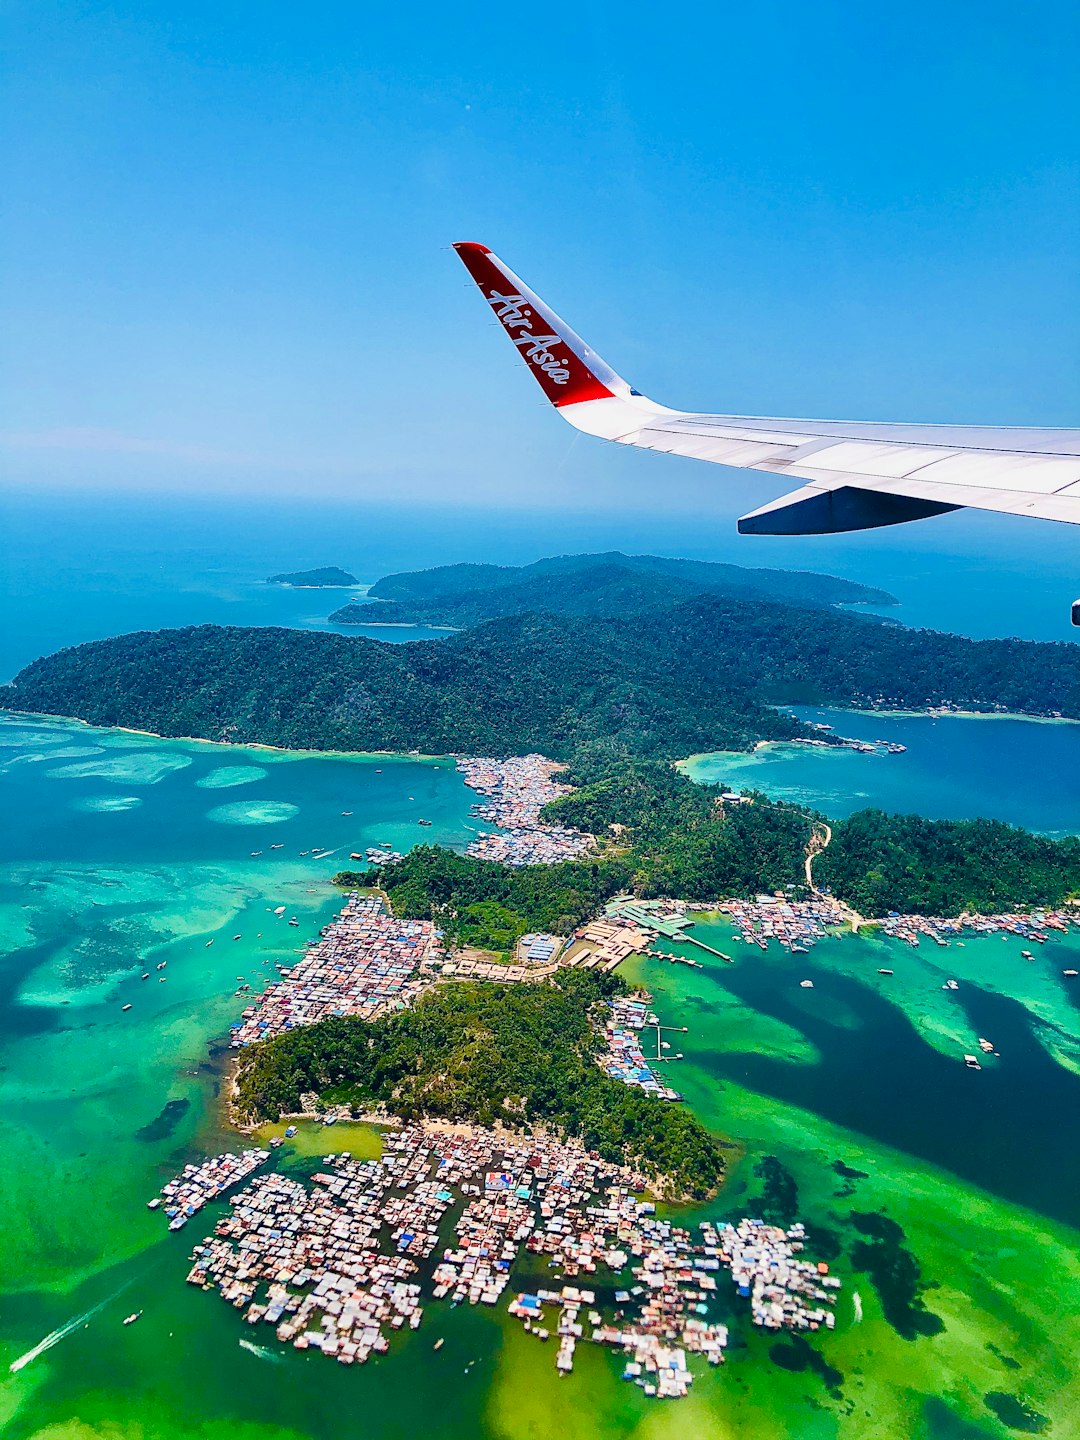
[5,485,1080,684]
[2,488,1079,1439]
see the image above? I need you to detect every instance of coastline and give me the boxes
[679,706,1080,771]
[0,708,453,765]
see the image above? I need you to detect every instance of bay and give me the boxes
[684,705,1080,836]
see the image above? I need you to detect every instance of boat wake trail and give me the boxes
[238,1337,284,1363]
[9,1284,129,1373]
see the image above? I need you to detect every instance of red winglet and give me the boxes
[453,242,615,407]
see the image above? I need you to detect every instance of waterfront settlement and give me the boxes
[164,1124,838,1399]
[457,754,595,866]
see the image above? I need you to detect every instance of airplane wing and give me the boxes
[453,241,1080,535]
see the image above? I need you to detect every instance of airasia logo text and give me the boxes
[486,290,571,384]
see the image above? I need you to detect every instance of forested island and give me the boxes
[329,550,895,628]
[6,552,1080,919]
[233,969,724,1198]
[8,576,1080,757]
[267,566,357,587]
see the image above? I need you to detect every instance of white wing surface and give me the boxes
[454,242,1080,535]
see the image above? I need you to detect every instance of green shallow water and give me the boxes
[3,714,1080,1439]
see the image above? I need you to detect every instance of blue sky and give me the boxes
[2,1,1078,518]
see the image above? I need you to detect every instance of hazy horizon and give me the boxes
[3,2,1077,511]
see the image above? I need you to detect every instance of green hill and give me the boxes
[233,969,725,1199]
[342,551,896,627]
[7,592,1080,758]
[267,566,357,587]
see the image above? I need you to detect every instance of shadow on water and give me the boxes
[696,959,1080,1228]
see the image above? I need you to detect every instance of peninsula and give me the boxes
[267,566,358,587]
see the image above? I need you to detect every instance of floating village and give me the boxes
[155,1124,839,1400]
[457,754,595,866]
[230,896,444,1047]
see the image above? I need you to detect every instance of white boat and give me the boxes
[123,1311,142,1325]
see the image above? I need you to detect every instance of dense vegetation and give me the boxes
[336,846,632,947]
[817,809,1080,915]
[366,551,897,611]
[234,969,724,1198]
[8,579,1080,758]
[267,566,357,586]
[332,552,895,628]
[339,756,1080,934]
[1,613,804,757]
[8,552,1080,922]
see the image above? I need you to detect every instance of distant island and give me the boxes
[267,566,357,588]
[6,549,1080,917]
[328,551,897,628]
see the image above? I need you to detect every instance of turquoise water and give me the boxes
[684,706,1080,835]
[4,709,1080,1438]
[4,493,1080,1437]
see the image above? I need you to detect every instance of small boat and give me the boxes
[157,962,167,970]
[433,1337,444,1350]
[341,811,352,816]
[799,979,814,988]
[269,1136,284,1149]
[877,968,894,976]
[232,934,241,941]
[978,1038,995,1053]
[943,979,959,991]
[1022,949,1034,959]
[270,843,284,850]
[250,850,262,857]
[1064,969,1079,978]
[141,972,150,980]
[205,939,214,947]
[284,1125,298,1138]
[121,1003,132,1012]
[418,818,432,826]
[146,1197,162,1210]
[123,1312,142,1326]
[964,1054,982,1070]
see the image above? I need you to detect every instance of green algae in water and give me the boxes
[983,1393,1049,1433]
[848,1211,945,1341]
